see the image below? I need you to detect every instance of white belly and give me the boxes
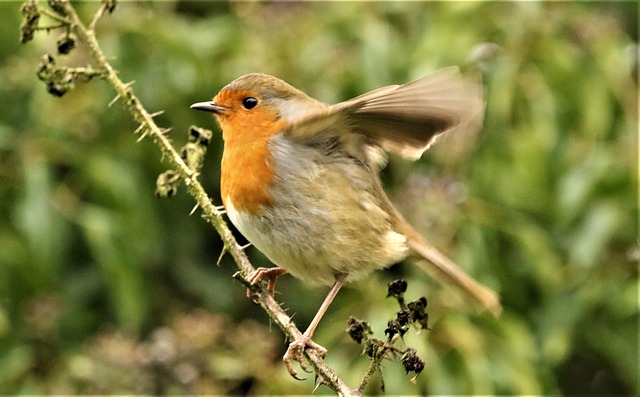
[226,195,407,287]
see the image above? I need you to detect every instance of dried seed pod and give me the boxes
[57,32,76,55]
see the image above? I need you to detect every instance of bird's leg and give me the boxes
[284,273,347,379]
[246,267,287,297]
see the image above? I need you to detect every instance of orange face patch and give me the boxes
[215,89,288,214]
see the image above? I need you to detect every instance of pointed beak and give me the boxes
[190,101,227,114]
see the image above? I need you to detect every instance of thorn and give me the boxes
[189,203,199,216]
[108,93,121,107]
[312,376,324,393]
[216,247,227,266]
[233,272,254,293]
[160,127,173,135]
[213,204,226,215]
[239,242,252,251]
[136,130,149,142]
[134,123,145,134]
[231,270,244,282]
[123,80,136,88]
[149,110,165,118]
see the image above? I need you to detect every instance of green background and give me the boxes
[0,1,637,395]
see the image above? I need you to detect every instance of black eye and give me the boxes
[242,97,258,110]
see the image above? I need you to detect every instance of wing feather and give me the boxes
[285,67,484,160]
[337,67,483,159]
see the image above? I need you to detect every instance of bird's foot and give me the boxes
[283,334,327,380]
[246,267,287,297]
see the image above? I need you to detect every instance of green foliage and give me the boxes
[0,1,637,395]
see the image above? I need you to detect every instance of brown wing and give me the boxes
[335,67,484,159]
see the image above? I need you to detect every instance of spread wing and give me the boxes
[285,67,484,160]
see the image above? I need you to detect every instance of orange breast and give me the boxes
[219,106,287,214]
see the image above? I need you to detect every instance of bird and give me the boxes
[191,67,501,377]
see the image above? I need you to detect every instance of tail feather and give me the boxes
[406,231,502,317]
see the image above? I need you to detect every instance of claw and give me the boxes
[245,267,287,298]
[283,334,328,379]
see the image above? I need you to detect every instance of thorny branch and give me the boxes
[21,0,356,395]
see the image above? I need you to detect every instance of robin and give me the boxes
[191,67,501,377]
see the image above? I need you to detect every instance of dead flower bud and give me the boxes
[387,279,407,299]
[385,315,409,341]
[47,0,66,14]
[188,126,212,147]
[401,348,425,375]
[408,296,429,330]
[346,316,372,344]
[104,0,117,13]
[19,0,40,43]
[57,32,76,55]
[155,170,181,198]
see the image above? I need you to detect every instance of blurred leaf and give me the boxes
[79,204,148,333]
